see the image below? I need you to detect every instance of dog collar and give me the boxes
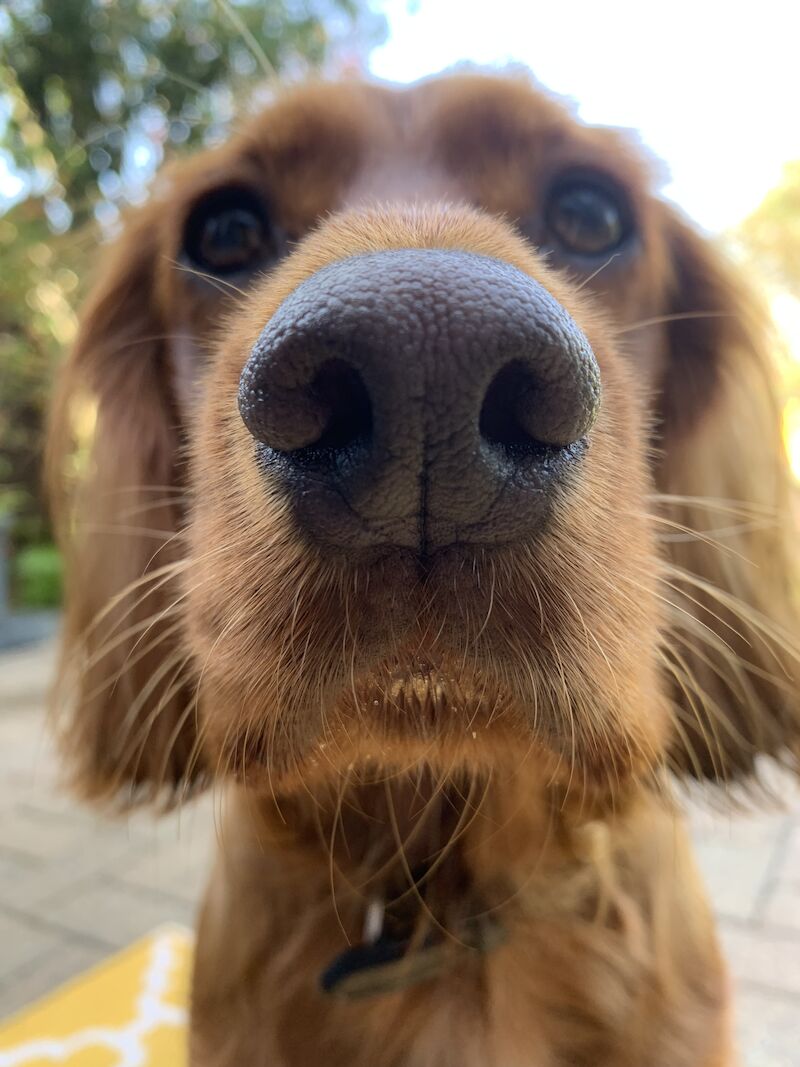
[319,896,506,999]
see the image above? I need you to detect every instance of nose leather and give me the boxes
[239,248,601,555]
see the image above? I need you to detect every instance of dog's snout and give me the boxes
[238,248,600,553]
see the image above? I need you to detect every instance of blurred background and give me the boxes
[0,3,799,1063]
[1,0,799,629]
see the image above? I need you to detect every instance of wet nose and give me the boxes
[238,248,601,555]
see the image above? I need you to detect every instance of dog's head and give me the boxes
[49,74,800,806]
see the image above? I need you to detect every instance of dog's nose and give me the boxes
[238,249,600,554]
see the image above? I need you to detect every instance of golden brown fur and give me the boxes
[47,73,799,1065]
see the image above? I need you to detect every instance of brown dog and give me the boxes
[48,74,800,1066]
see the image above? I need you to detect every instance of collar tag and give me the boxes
[319,911,506,1000]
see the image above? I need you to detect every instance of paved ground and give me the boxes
[1,639,799,1064]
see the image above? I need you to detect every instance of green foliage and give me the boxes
[0,201,80,550]
[3,1,385,221]
[0,0,386,584]
[11,541,63,608]
[734,160,800,411]
[737,161,800,294]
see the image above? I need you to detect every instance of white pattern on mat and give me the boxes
[0,930,187,1066]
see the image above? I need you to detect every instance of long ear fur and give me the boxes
[47,210,203,807]
[656,211,800,787]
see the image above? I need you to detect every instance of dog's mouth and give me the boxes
[192,505,667,798]
[353,657,512,729]
[213,635,629,798]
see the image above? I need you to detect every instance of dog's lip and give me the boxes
[213,655,640,798]
[214,660,526,784]
[351,659,503,717]
[386,669,442,704]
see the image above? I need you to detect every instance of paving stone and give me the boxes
[120,789,217,845]
[772,823,800,882]
[720,921,800,999]
[0,714,53,781]
[687,798,795,841]
[735,985,800,1067]
[0,848,47,915]
[0,937,111,1022]
[0,803,134,865]
[0,641,58,714]
[0,845,38,883]
[689,807,790,921]
[0,909,60,981]
[0,837,150,915]
[44,876,195,948]
[761,881,800,933]
[114,826,214,904]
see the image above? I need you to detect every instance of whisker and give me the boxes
[617,310,733,335]
[169,259,249,298]
[650,492,781,519]
[574,252,621,290]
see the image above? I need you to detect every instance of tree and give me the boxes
[0,0,386,599]
[737,161,800,294]
[735,161,800,484]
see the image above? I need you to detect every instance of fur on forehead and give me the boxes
[147,72,667,239]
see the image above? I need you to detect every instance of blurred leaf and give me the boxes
[734,161,800,484]
[738,161,800,294]
[12,541,63,608]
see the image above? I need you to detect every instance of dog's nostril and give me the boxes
[302,360,372,454]
[480,362,550,455]
[239,348,372,456]
[480,350,597,457]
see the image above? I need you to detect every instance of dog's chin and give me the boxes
[216,656,636,799]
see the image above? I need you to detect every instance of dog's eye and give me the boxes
[545,178,631,257]
[182,187,275,276]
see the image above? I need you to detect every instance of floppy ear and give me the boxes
[47,209,204,807]
[656,210,800,787]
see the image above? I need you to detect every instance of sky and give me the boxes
[368,0,800,233]
[1,1,797,234]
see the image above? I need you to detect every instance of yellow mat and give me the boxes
[0,926,193,1066]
